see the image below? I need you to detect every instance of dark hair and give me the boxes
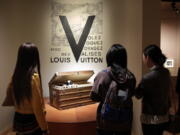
[143,44,166,66]
[12,42,42,106]
[106,44,127,73]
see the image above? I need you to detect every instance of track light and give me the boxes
[171,2,180,15]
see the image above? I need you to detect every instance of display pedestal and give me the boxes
[45,103,98,135]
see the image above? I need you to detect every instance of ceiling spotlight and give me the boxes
[171,2,180,15]
[176,8,180,14]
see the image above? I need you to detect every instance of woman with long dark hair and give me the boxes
[3,42,48,135]
[135,44,170,135]
[91,44,136,135]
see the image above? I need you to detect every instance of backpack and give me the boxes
[101,71,132,122]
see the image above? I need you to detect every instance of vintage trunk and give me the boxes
[49,70,95,109]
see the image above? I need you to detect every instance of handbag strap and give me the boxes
[103,69,114,104]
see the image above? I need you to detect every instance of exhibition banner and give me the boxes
[51,0,103,63]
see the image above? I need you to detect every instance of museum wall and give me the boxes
[0,0,50,131]
[0,5,15,131]
[142,0,161,74]
[161,2,180,76]
[0,0,160,135]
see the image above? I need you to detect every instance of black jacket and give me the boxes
[90,67,136,131]
[135,66,171,115]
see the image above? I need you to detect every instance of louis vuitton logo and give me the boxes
[59,15,95,62]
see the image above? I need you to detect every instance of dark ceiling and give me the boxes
[162,0,180,2]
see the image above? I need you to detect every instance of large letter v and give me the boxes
[60,16,95,62]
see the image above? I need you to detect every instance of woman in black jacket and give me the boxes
[91,44,136,135]
[135,44,171,135]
